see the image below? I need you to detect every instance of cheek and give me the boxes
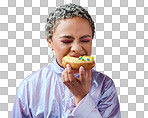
[83,43,92,55]
[83,43,92,49]
[54,44,70,56]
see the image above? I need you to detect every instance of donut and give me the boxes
[62,54,95,70]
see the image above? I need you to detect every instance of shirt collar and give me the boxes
[51,58,64,76]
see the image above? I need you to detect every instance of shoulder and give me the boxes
[92,69,114,87]
[91,69,116,95]
[91,70,120,117]
[25,64,52,82]
[17,64,52,94]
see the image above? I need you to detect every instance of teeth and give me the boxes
[68,54,86,58]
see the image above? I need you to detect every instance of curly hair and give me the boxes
[45,3,95,41]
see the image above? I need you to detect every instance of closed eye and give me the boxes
[61,40,73,43]
[80,39,91,42]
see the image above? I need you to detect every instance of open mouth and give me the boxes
[68,54,86,58]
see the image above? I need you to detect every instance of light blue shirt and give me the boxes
[11,58,121,118]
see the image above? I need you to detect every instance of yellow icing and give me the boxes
[63,55,94,63]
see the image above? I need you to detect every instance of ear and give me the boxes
[46,37,53,49]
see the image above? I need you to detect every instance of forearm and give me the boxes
[65,93,103,118]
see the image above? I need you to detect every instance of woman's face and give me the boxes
[48,17,93,68]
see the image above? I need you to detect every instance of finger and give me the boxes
[64,68,69,82]
[67,64,76,82]
[79,66,85,82]
[86,69,92,78]
[62,70,68,83]
[62,70,71,87]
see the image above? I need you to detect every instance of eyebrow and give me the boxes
[59,35,74,39]
[59,35,92,39]
[80,35,91,39]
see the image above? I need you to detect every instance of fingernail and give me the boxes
[66,64,70,69]
[80,66,84,72]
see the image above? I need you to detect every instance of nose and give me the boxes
[71,42,82,53]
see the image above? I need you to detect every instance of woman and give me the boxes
[11,3,121,118]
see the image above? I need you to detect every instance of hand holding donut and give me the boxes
[61,64,92,105]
